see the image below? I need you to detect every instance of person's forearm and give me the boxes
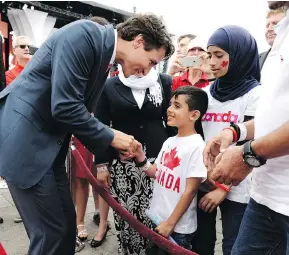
[244,119,255,140]
[251,120,289,159]
[166,190,196,227]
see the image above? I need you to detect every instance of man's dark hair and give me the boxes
[116,14,174,60]
[90,16,109,26]
[177,34,196,44]
[173,86,208,139]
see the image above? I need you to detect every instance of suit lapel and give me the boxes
[115,80,137,105]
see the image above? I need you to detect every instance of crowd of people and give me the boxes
[0,1,289,255]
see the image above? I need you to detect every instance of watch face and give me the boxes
[245,156,261,167]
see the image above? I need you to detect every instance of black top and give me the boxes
[0,38,5,92]
[94,74,175,164]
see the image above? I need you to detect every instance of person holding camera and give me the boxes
[171,37,213,91]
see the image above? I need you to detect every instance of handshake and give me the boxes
[110,129,145,161]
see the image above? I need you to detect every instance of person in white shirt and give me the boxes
[195,25,261,255]
[134,86,208,253]
[203,2,289,254]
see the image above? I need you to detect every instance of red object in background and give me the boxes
[110,70,119,77]
[0,243,7,255]
[5,64,24,85]
[71,136,93,179]
[172,70,209,91]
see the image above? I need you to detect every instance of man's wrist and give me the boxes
[250,140,267,159]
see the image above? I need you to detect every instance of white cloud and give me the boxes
[93,0,270,53]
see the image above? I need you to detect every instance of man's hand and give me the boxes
[203,129,234,172]
[199,188,227,213]
[111,129,136,155]
[155,221,175,238]
[210,146,253,186]
[97,169,111,188]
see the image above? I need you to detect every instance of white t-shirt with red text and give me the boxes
[148,134,207,234]
[202,86,261,204]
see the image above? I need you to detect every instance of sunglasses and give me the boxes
[16,45,30,49]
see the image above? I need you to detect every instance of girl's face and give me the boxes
[207,46,229,78]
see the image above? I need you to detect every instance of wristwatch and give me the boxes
[243,140,266,167]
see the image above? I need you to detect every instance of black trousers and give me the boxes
[7,165,76,255]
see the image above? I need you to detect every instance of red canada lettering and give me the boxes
[202,111,238,123]
[165,174,174,189]
[160,171,166,186]
[173,177,180,193]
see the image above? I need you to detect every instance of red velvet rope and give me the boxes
[0,243,7,255]
[71,147,198,255]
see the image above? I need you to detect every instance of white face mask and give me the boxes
[273,16,286,35]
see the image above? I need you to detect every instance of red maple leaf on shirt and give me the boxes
[163,147,181,170]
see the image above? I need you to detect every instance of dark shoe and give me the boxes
[93,213,112,230]
[90,225,109,248]
[93,213,100,225]
[0,217,3,224]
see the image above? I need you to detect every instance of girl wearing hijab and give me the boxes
[194,25,261,255]
[93,67,175,254]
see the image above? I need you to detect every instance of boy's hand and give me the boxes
[199,188,228,213]
[134,143,146,162]
[155,221,175,238]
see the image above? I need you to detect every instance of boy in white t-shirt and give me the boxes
[134,86,208,252]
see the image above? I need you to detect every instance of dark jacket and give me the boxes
[259,48,271,71]
[0,37,5,92]
[94,74,175,164]
[0,20,115,188]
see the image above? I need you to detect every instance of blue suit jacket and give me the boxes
[0,20,115,188]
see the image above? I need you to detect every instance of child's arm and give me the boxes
[134,144,157,178]
[155,177,202,238]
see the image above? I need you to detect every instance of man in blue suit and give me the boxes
[0,14,174,255]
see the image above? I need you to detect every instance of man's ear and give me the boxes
[132,34,144,49]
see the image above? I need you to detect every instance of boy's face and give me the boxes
[167,95,196,128]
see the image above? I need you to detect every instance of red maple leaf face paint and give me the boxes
[221,61,229,68]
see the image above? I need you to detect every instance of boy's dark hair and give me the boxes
[90,16,110,26]
[173,86,208,139]
[177,34,196,43]
[116,14,175,60]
